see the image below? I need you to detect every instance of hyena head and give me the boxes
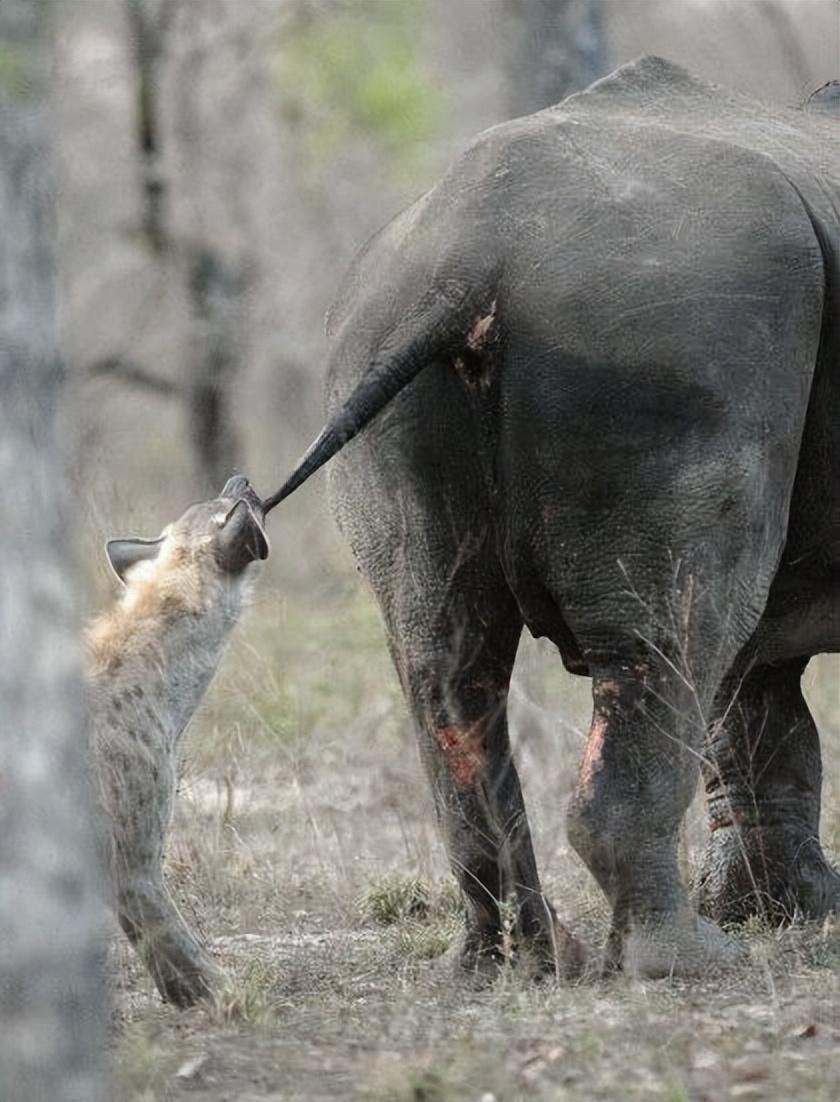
[106,474,269,606]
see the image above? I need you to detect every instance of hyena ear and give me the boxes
[216,500,269,574]
[105,537,165,584]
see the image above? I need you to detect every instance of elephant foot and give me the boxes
[525,914,588,981]
[439,914,587,983]
[610,910,748,978]
[436,927,502,986]
[697,824,840,925]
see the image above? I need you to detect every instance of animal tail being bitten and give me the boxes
[261,343,426,513]
[261,279,499,515]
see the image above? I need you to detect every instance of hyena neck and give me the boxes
[90,572,249,743]
[150,601,240,740]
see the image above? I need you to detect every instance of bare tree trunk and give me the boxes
[125,0,174,255]
[121,0,244,492]
[0,3,105,1100]
[505,0,608,116]
[185,246,245,490]
[173,0,247,492]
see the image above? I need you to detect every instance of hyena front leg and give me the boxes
[100,739,225,1008]
[117,874,224,1008]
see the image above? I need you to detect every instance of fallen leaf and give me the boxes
[175,1053,208,1084]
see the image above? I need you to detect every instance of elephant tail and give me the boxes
[262,281,499,514]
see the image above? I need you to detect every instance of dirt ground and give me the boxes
[106,583,840,1101]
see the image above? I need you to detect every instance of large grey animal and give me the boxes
[88,475,268,1006]
[264,58,840,977]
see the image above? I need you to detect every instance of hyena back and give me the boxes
[87,475,268,1007]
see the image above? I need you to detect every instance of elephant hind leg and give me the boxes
[384,574,585,981]
[567,664,746,977]
[698,661,840,925]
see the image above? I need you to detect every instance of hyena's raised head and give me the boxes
[106,474,269,604]
[89,474,269,682]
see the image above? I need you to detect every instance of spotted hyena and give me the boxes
[87,474,268,1007]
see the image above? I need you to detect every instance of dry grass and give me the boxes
[105,579,840,1101]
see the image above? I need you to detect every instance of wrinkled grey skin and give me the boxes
[269,58,840,976]
[89,475,268,1006]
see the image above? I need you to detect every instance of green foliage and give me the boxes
[663,1086,691,1102]
[0,0,52,101]
[211,951,285,1028]
[0,45,30,100]
[277,0,442,171]
[259,590,398,746]
[361,872,461,927]
[394,914,460,962]
[191,587,401,775]
[363,873,431,925]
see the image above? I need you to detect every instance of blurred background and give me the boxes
[56,0,840,960]
[60,0,838,588]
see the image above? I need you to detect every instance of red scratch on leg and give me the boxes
[436,723,486,788]
[578,714,607,792]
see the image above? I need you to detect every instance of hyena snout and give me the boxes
[221,473,253,501]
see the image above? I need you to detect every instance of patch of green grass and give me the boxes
[663,1086,691,1102]
[211,951,287,1029]
[274,591,398,738]
[732,912,778,942]
[361,875,462,964]
[362,873,461,927]
[0,45,29,100]
[363,874,431,925]
[184,586,405,798]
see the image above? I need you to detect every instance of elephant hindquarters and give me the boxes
[328,365,585,979]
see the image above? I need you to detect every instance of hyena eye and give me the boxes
[212,512,227,528]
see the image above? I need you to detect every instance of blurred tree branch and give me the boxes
[88,354,181,396]
[125,0,177,255]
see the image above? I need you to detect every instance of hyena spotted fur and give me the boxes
[87,475,268,1007]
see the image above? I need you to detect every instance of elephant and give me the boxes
[264,57,840,977]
